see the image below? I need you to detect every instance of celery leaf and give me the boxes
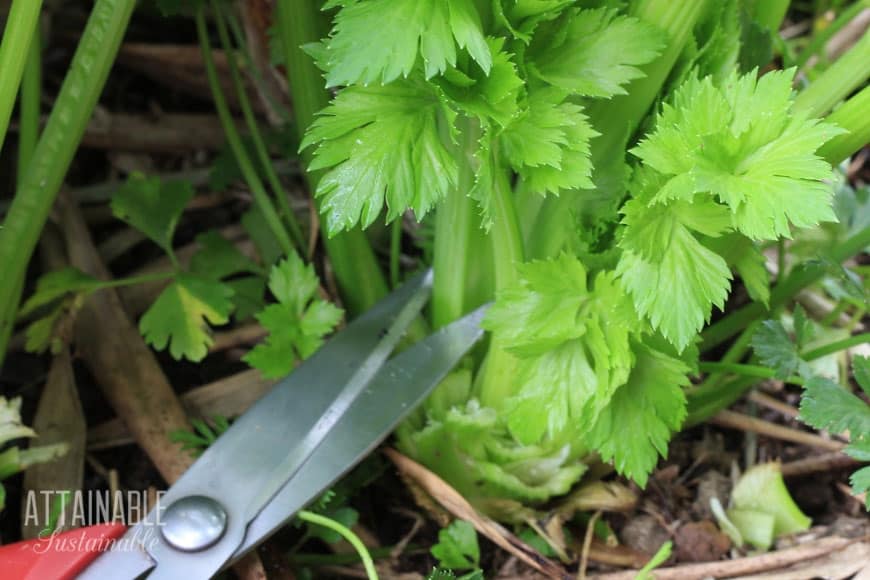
[302,81,457,235]
[500,88,597,194]
[585,341,689,488]
[322,0,491,86]
[618,208,732,352]
[527,8,664,97]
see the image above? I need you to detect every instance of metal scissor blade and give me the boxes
[79,271,432,580]
[233,305,488,559]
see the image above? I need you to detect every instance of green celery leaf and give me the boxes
[617,207,732,352]
[484,256,636,443]
[585,341,689,488]
[431,520,480,570]
[435,37,523,127]
[631,70,843,241]
[302,80,458,235]
[18,267,101,317]
[494,0,575,43]
[704,234,770,306]
[526,7,664,97]
[190,230,261,281]
[243,255,343,378]
[499,87,597,195]
[111,175,195,253]
[322,0,491,86]
[140,273,235,362]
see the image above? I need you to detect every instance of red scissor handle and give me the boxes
[0,523,127,580]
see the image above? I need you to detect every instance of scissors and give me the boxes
[0,271,487,579]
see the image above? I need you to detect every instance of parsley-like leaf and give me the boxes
[430,520,480,570]
[617,201,732,352]
[526,8,664,97]
[500,87,597,195]
[302,80,457,235]
[751,306,814,379]
[190,230,261,280]
[140,273,234,362]
[800,375,870,443]
[483,255,636,443]
[322,0,491,87]
[631,70,843,241]
[585,341,689,488]
[111,175,195,254]
[435,37,523,127]
[243,255,343,378]
[18,268,101,318]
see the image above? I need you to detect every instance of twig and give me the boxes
[577,511,601,580]
[746,391,800,420]
[59,194,194,483]
[211,323,267,352]
[710,409,845,451]
[21,348,86,539]
[88,368,274,450]
[590,536,857,580]
[781,452,861,478]
[81,112,235,153]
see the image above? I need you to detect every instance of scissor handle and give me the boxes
[0,523,127,580]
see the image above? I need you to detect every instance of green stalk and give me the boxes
[701,224,870,352]
[697,362,805,385]
[795,0,870,69]
[432,118,481,328]
[530,0,706,257]
[0,0,136,371]
[818,85,870,165]
[688,329,870,423]
[793,30,870,117]
[211,2,304,251]
[478,165,524,408]
[275,0,388,314]
[389,219,402,288]
[195,8,293,257]
[222,6,292,125]
[17,16,41,185]
[0,0,43,155]
[297,511,377,580]
[747,0,790,33]
[802,332,870,360]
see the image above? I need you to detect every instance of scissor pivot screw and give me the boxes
[161,495,228,552]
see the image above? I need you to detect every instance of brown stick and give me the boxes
[710,410,845,452]
[781,452,861,478]
[590,537,856,580]
[746,391,800,419]
[21,349,86,539]
[88,369,274,450]
[82,112,231,153]
[59,195,193,483]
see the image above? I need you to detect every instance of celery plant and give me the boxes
[297,0,870,512]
